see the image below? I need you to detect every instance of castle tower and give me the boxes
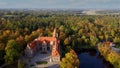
[53,28,58,38]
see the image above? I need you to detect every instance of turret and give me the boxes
[53,28,58,38]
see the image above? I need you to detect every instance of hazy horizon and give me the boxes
[0,0,120,9]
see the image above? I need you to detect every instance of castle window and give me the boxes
[47,46,50,50]
[40,47,42,51]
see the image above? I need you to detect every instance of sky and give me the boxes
[0,0,120,9]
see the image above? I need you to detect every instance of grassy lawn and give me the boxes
[36,61,48,64]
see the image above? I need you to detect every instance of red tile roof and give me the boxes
[38,37,57,42]
[29,41,36,50]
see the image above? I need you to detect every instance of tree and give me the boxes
[98,35,104,41]
[105,34,109,41]
[64,37,70,45]
[90,36,98,46]
[25,35,31,43]
[113,37,120,44]
[114,59,120,68]
[0,50,5,64]
[60,49,80,68]
[16,35,26,50]
[98,43,120,68]
[18,59,25,68]
[88,18,95,23]
[4,39,20,63]
[59,25,65,31]
[0,43,5,50]
[59,32,66,41]
[111,30,115,36]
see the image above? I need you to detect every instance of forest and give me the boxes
[0,9,120,68]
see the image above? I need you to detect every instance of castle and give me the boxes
[24,28,60,61]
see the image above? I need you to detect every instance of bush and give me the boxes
[36,61,47,64]
[18,60,25,68]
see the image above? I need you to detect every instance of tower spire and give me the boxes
[53,28,58,37]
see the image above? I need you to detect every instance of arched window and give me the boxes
[42,41,47,46]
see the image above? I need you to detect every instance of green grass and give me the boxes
[36,61,47,64]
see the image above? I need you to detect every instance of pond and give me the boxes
[77,49,113,68]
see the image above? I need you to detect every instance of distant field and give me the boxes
[82,10,120,15]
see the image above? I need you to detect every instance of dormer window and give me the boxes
[50,41,54,45]
[42,41,47,45]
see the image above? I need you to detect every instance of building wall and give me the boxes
[52,56,60,61]
[25,46,33,57]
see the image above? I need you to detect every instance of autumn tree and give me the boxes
[4,40,20,63]
[64,37,71,45]
[98,43,120,68]
[60,49,80,68]
[16,35,26,51]
[90,36,98,46]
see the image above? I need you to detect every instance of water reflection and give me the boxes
[78,49,113,68]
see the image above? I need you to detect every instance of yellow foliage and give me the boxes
[98,43,120,68]
[60,49,80,68]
